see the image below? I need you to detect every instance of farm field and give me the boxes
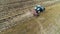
[0,0,60,34]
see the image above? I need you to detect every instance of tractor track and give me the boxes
[0,0,36,20]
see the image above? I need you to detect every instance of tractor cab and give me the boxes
[33,5,45,16]
[34,5,45,12]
